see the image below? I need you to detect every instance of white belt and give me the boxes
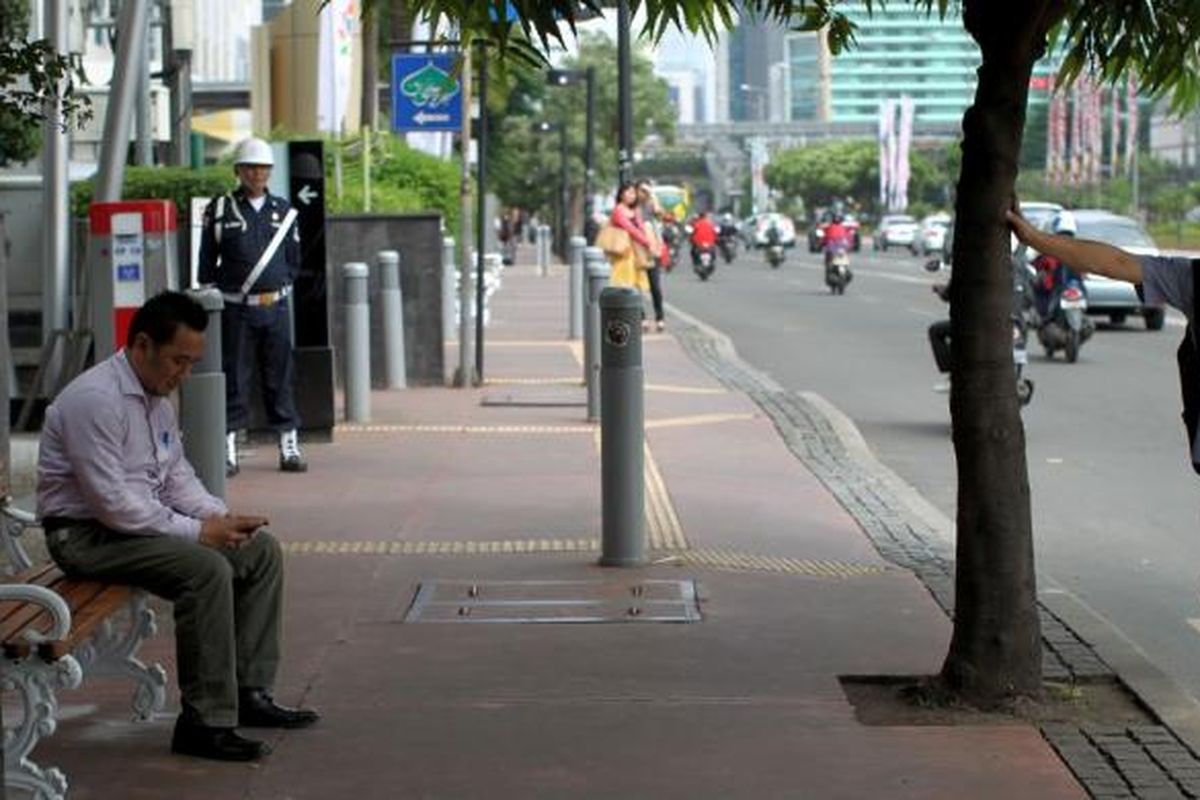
[223,285,292,307]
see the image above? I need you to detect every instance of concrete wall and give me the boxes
[325,214,446,387]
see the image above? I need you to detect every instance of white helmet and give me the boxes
[1051,210,1077,237]
[233,137,274,167]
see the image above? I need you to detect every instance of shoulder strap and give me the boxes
[212,196,226,245]
[239,208,298,297]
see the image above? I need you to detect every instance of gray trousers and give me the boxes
[47,522,284,728]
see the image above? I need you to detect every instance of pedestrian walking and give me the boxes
[603,183,655,326]
[636,180,668,331]
[198,136,307,477]
[37,291,319,762]
[1008,204,1196,465]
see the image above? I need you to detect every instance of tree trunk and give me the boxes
[939,0,1064,706]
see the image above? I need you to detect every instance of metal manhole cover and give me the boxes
[404,579,702,623]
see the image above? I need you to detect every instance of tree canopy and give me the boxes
[389,1,1200,113]
[0,0,89,135]
[485,31,674,214]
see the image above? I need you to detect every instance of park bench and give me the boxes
[0,501,166,800]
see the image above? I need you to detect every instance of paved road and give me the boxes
[666,243,1200,703]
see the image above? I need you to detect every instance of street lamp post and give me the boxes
[532,120,568,261]
[617,0,633,185]
[547,67,597,243]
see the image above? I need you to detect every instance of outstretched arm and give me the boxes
[1006,209,1143,284]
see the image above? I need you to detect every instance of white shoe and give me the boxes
[226,432,239,477]
[279,430,308,473]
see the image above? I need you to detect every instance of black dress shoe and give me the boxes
[171,717,269,762]
[239,689,320,729]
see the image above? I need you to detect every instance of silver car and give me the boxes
[1059,210,1165,330]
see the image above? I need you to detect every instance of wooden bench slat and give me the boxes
[39,587,132,660]
[0,564,66,627]
[0,578,112,647]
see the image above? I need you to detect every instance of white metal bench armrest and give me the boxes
[0,583,72,643]
[0,497,39,573]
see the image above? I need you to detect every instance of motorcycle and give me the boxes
[1037,282,1094,363]
[823,243,853,295]
[717,227,738,263]
[926,260,1034,407]
[692,244,717,281]
[765,241,785,269]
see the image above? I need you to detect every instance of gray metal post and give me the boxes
[442,236,456,342]
[378,250,407,389]
[96,0,151,202]
[41,0,70,358]
[584,248,610,422]
[343,262,371,422]
[568,235,585,339]
[134,17,153,166]
[535,225,547,277]
[179,288,226,499]
[599,286,645,567]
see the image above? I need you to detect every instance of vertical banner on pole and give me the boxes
[878,99,893,211]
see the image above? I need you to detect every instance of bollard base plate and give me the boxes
[598,555,647,568]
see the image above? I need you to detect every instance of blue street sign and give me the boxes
[391,53,463,133]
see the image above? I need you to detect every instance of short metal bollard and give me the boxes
[584,248,611,422]
[343,262,371,422]
[378,250,407,389]
[599,287,646,567]
[179,287,226,499]
[568,235,586,339]
[535,225,549,277]
[442,237,456,341]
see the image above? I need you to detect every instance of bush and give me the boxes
[70,165,233,218]
[69,133,462,238]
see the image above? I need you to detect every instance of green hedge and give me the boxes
[69,133,462,238]
[70,165,233,218]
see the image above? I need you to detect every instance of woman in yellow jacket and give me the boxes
[607,182,652,296]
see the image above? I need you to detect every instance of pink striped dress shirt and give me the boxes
[36,351,226,540]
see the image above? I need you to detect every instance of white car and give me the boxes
[751,213,797,248]
[874,214,918,251]
[911,213,951,256]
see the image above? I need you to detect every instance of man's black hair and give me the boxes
[126,291,208,348]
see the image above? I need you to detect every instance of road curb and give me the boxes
[666,300,1200,796]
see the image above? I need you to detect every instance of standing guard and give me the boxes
[199,137,308,476]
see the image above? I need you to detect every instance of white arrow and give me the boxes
[297,184,319,206]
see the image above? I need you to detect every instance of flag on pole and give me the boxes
[1126,74,1139,178]
[895,96,915,211]
[878,99,893,210]
[317,0,359,134]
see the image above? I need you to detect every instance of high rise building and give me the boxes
[722,15,786,121]
[821,4,979,124]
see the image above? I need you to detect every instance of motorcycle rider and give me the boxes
[690,210,718,265]
[1032,211,1084,319]
[823,212,852,268]
[717,211,739,261]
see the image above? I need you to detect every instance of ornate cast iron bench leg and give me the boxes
[73,593,167,720]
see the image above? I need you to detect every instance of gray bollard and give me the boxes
[535,225,548,277]
[599,286,646,567]
[568,235,586,339]
[179,287,226,499]
[343,262,371,422]
[378,250,407,389]
[442,237,456,342]
[584,247,611,422]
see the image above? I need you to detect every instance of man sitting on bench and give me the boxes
[36,291,318,762]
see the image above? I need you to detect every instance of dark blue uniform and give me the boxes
[198,188,301,433]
